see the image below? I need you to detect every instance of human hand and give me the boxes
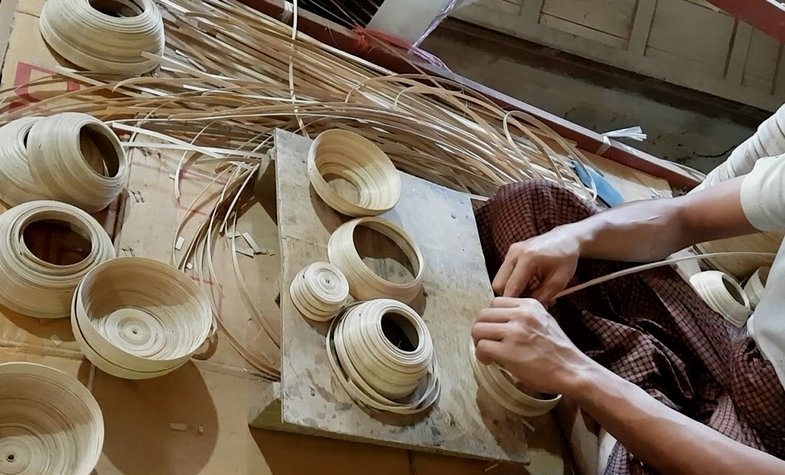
[492,225,581,303]
[471,297,593,396]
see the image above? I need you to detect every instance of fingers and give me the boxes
[476,306,513,322]
[503,262,533,297]
[531,279,563,305]
[474,339,507,366]
[490,297,543,312]
[531,269,572,304]
[492,252,516,295]
[471,321,509,345]
[490,296,523,308]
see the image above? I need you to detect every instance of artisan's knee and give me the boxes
[491,178,565,205]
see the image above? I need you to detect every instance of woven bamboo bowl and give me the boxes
[72,257,212,378]
[0,362,104,475]
[308,129,401,217]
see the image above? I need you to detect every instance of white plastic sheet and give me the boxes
[367,0,479,47]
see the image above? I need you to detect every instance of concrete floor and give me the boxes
[422,21,775,173]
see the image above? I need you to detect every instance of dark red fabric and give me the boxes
[474,180,785,475]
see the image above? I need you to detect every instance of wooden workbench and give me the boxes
[249,130,566,465]
[0,1,672,474]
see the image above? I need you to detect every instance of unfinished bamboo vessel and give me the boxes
[71,257,212,379]
[308,129,401,216]
[39,0,165,75]
[471,347,561,418]
[328,217,424,303]
[27,112,129,212]
[0,201,115,318]
[0,117,45,206]
[0,362,104,475]
[690,270,751,328]
[290,262,350,322]
[326,299,440,415]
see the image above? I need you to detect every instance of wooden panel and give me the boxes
[743,28,781,91]
[647,0,736,75]
[542,0,637,39]
[628,0,657,55]
[273,129,567,467]
[454,0,785,111]
[726,22,754,85]
[473,0,523,15]
[0,0,18,75]
[540,14,627,47]
[643,46,717,77]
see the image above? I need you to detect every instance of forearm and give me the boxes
[569,363,785,475]
[565,177,754,263]
[565,199,687,262]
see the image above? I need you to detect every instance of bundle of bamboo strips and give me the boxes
[0,0,597,380]
[0,0,594,199]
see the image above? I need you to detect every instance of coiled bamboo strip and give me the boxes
[744,266,770,309]
[26,112,128,212]
[290,262,349,322]
[0,362,103,475]
[470,345,561,418]
[690,271,751,327]
[328,217,423,303]
[326,299,440,414]
[0,117,45,206]
[0,200,115,319]
[39,0,165,75]
[70,305,177,380]
[308,129,401,216]
[72,257,213,379]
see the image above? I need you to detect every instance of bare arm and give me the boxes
[575,176,755,261]
[473,298,785,475]
[573,359,784,475]
[493,177,757,300]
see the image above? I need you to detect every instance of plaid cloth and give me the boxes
[475,180,785,475]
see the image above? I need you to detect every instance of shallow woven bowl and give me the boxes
[308,129,401,217]
[0,362,104,475]
[72,257,212,378]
